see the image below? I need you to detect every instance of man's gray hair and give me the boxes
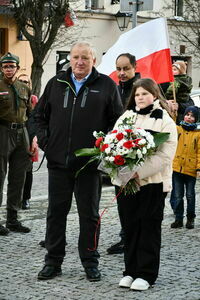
[70,41,96,59]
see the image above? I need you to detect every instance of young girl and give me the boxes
[171,106,200,229]
[114,78,177,291]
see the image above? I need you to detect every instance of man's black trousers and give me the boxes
[44,167,101,268]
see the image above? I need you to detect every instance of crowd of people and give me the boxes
[0,43,199,292]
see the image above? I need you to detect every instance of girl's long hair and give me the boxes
[126,78,173,118]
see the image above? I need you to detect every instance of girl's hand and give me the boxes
[132,172,139,179]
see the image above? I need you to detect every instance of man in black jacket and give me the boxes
[107,53,140,255]
[36,42,123,281]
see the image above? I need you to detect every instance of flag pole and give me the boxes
[172,81,177,121]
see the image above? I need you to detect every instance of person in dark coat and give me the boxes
[159,60,193,125]
[36,42,123,281]
[17,74,39,210]
[107,53,140,255]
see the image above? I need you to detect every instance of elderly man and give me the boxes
[36,42,123,281]
[0,52,32,235]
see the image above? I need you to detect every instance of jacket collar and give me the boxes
[119,72,140,89]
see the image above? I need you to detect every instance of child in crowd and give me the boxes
[114,78,177,291]
[171,106,200,229]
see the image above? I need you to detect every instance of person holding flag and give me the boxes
[160,60,193,125]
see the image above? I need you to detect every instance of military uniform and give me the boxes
[0,52,32,235]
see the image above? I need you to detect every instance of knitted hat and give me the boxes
[172,61,187,75]
[0,52,20,65]
[184,106,199,123]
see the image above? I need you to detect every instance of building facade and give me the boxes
[0,0,199,93]
[0,1,32,78]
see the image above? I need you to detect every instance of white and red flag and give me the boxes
[97,17,174,84]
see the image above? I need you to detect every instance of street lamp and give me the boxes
[115,10,131,31]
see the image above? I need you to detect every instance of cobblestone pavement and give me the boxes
[0,157,200,300]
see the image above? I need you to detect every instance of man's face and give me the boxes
[116,56,136,82]
[70,45,96,80]
[1,62,18,80]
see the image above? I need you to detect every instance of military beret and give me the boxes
[0,52,20,64]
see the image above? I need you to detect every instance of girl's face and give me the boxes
[172,65,180,75]
[135,87,156,109]
[184,112,195,123]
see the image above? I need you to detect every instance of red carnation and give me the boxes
[114,155,125,166]
[100,144,109,152]
[125,129,132,133]
[133,138,142,145]
[111,130,118,133]
[95,137,103,148]
[116,133,124,141]
[123,140,133,149]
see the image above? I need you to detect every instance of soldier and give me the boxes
[0,52,34,235]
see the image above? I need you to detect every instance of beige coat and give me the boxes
[114,100,177,192]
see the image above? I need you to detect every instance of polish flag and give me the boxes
[97,18,174,84]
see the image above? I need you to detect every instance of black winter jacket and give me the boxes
[35,67,123,170]
[118,73,140,109]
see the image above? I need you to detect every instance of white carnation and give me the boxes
[93,131,97,137]
[105,147,111,154]
[137,149,143,159]
[142,147,147,155]
[138,138,146,145]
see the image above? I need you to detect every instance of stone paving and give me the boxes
[0,157,200,300]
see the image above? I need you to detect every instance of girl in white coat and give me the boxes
[116,78,177,291]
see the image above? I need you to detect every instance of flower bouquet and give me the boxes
[75,110,169,194]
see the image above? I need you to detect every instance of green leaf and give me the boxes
[153,132,170,147]
[75,155,99,177]
[75,148,100,157]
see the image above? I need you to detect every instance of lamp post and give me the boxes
[115,10,131,31]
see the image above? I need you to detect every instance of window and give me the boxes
[85,0,104,9]
[0,28,8,57]
[56,51,70,74]
[175,0,183,16]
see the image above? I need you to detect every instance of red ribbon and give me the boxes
[88,188,123,251]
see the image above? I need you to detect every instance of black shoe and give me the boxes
[84,267,101,282]
[38,265,62,280]
[186,218,194,229]
[6,221,31,233]
[171,220,183,228]
[22,199,30,210]
[39,240,46,248]
[0,224,9,236]
[107,240,124,254]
